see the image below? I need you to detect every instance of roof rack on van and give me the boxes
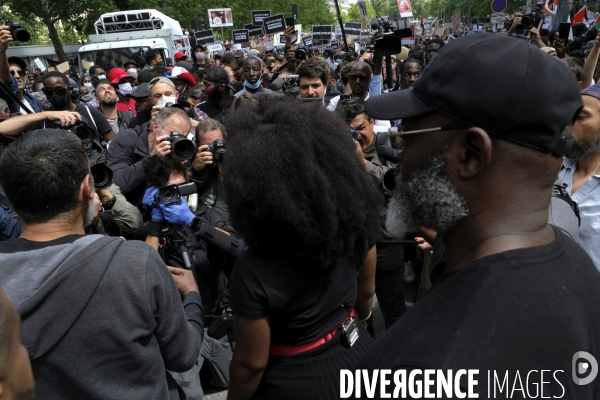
[93,10,183,35]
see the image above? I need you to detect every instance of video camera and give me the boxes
[207,139,226,164]
[283,74,300,95]
[7,21,30,42]
[294,44,311,61]
[164,132,196,161]
[369,16,413,57]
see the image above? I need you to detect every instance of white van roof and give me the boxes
[94,10,183,36]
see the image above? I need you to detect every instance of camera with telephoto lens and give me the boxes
[207,139,226,164]
[164,132,196,161]
[90,163,113,189]
[7,21,30,42]
[294,44,311,61]
[156,182,197,206]
[283,74,299,95]
[369,16,413,57]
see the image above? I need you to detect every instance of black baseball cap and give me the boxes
[8,57,27,71]
[127,82,150,98]
[365,34,583,156]
[221,53,236,64]
[204,66,234,90]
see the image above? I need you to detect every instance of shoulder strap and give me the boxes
[83,105,98,130]
[552,184,581,226]
[118,110,132,126]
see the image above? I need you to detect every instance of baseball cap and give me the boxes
[124,59,139,68]
[221,53,236,64]
[174,51,187,60]
[365,34,583,156]
[248,49,260,57]
[128,82,150,98]
[175,61,194,72]
[581,84,600,101]
[148,77,176,92]
[167,66,197,87]
[107,68,135,84]
[7,57,27,71]
[204,66,234,90]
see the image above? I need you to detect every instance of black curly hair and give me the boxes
[224,97,381,267]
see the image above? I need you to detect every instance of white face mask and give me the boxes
[127,68,138,77]
[157,96,177,107]
[83,82,93,89]
[118,82,133,95]
[196,52,206,60]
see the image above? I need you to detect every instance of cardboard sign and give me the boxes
[233,29,249,44]
[344,22,362,36]
[312,25,332,44]
[252,10,271,25]
[34,58,47,72]
[206,41,223,52]
[244,24,263,37]
[263,14,286,35]
[451,12,462,32]
[208,8,233,27]
[56,61,70,73]
[194,30,215,45]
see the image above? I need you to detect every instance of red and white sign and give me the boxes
[398,0,413,18]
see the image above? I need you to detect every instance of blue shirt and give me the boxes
[0,76,43,114]
[558,158,600,269]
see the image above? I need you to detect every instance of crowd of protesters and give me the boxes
[0,14,600,400]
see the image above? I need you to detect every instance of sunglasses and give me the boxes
[42,86,70,97]
[9,70,27,77]
[388,124,468,152]
[348,74,369,82]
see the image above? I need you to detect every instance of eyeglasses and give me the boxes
[348,74,369,81]
[42,86,69,97]
[388,123,468,152]
[9,70,27,77]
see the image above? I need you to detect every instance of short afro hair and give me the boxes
[336,97,372,123]
[295,57,328,86]
[224,96,381,267]
[42,71,70,86]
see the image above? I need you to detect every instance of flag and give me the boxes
[595,15,600,29]
[572,6,587,25]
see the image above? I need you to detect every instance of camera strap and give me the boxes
[0,79,34,115]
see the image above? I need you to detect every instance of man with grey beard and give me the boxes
[354,34,600,398]
[558,84,600,269]
[0,129,204,399]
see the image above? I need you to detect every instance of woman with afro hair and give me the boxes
[225,96,382,399]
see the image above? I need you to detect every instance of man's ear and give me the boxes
[175,91,180,100]
[81,173,94,201]
[455,128,493,180]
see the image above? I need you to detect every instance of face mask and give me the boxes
[336,59,343,64]
[84,82,93,89]
[127,68,138,77]
[158,96,177,106]
[81,95,93,102]
[49,91,70,110]
[244,79,262,90]
[196,52,206,60]
[118,82,133,95]
[96,74,106,81]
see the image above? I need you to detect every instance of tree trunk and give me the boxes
[44,18,68,61]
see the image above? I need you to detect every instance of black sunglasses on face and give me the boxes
[348,74,369,81]
[42,86,69,96]
[10,70,27,77]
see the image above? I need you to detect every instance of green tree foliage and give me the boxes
[342,2,377,22]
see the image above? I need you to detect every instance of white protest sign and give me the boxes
[33,58,46,71]
[206,41,223,52]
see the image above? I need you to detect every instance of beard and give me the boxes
[83,196,96,229]
[566,129,600,161]
[386,146,469,238]
[12,385,34,400]
[207,86,223,104]
[100,96,117,107]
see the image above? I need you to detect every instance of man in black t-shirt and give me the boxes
[356,34,600,399]
[42,71,114,143]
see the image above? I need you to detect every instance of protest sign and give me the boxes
[263,14,286,35]
[206,41,223,52]
[398,0,413,17]
[34,58,46,72]
[252,10,271,25]
[313,25,332,44]
[233,29,249,44]
[194,30,215,45]
[208,8,233,27]
[292,4,298,21]
[358,0,369,19]
[344,22,362,36]
[303,35,313,47]
[452,12,462,32]
[244,24,263,37]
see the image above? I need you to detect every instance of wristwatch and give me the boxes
[102,196,117,211]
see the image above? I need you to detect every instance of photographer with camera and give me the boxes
[337,97,406,329]
[0,128,203,399]
[107,105,193,207]
[0,25,43,115]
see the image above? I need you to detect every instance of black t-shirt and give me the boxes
[74,104,113,141]
[0,234,83,253]
[196,100,234,126]
[229,238,373,346]
[356,227,600,399]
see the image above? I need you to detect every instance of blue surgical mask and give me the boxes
[244,79,262,90]
[97,74,106,80]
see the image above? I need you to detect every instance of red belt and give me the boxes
[269,310,356,356]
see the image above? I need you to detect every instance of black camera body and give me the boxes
[90,163,113,189]
[207,139,226,164]
[504,11,541,35]
[369,17,413,58]
[283,74,300,95]
[164,133,196,161]
[7,21,30,42]
[295,44,311,61]
[350,128,364,147]
[156,182,197,206]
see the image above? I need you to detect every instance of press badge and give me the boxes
[340,317,359,348]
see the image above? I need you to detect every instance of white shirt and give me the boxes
[19,97,33,115]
